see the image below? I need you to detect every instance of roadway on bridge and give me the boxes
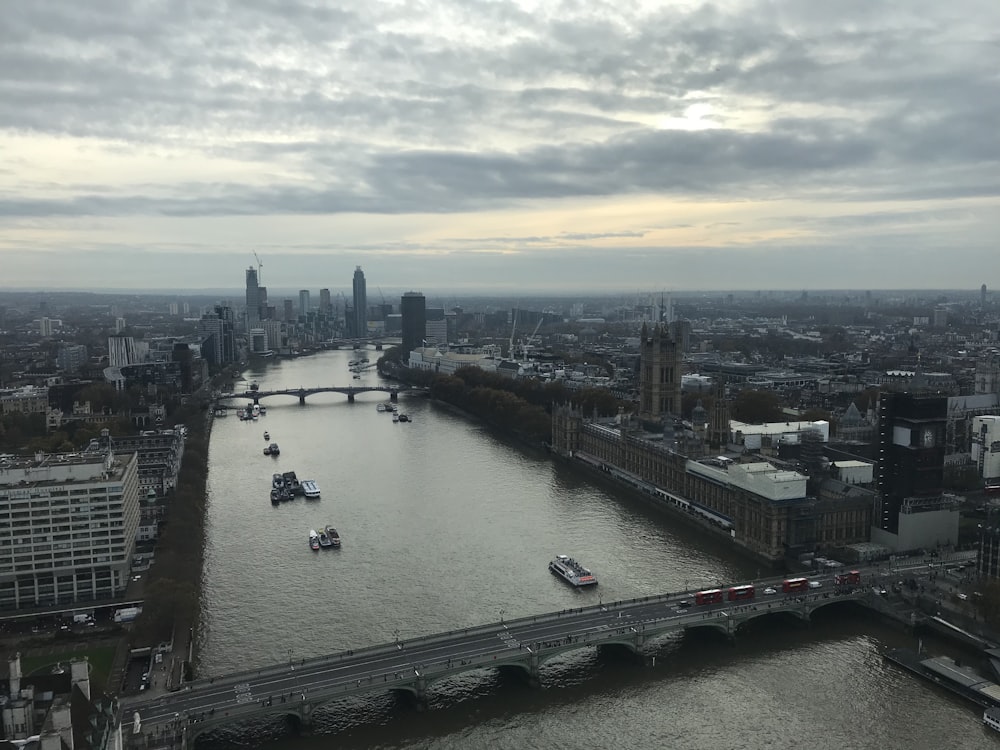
[126,562,924,732]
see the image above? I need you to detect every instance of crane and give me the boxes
[252,251,263,284]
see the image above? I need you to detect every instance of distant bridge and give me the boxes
[218,385,413,405]
[119,563,924,748]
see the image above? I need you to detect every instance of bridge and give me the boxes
[218,385,411,405]
[120,562,925,748]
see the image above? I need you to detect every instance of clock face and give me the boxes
[922,428,934,447]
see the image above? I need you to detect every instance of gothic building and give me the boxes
[638,322,683,423]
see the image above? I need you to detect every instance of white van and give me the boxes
[808,580,822,589]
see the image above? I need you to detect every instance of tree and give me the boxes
[731,389,783,423]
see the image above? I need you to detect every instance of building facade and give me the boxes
[401,291,426,354]
[972,415,1000,480]
[245,267,261,327]
[0,450,141,610]
[638,322,683,422]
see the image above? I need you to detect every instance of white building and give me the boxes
[687,458,808,502]
[972,415,1000,480]
[0,450,141,610]
[0,386,49,417]
[107,336,139,368]
[408,346,500,376]
[730,419,830,451]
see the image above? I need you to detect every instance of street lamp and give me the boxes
[499,608,505,625]
[287,649,292,668]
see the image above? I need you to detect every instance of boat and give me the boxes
[376,403,387,413]
[318,530,332,548]
[272,473,284,488]
[884,647,1000,708]
[270,488,280,504]
[252,404,261,417]
[263,431,270,440]
[985,706,1000,732]
[398,414,410,422]
[267,443,280,456]
[301,480,320,499]
[353,374,361,380]
[392,414,399,423]
[259,405,267,415]
[308,529,320,551]
[263,445,272,456]
[549,554,597,587]
[324,525,341,548]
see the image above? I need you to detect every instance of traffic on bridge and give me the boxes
[122,559,954,748]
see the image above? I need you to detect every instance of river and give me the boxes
[195,350,992,749]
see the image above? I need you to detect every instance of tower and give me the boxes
[400,291,426,355]
[352,266,368,338]
[245,267,260,327]
[708,377,730,450]
[638,322,683,422]
[298,289,310,316]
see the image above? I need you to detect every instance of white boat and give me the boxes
[985,706,1000,732]
[252,404,261,417]
[549,554,597,587]
[308,529,320,551]
[263,431,270,440]
[301,480,321,499]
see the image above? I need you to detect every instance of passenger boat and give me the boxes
[324,525,341,548]
[398,414,410,422]
[259,405,267,415]
[549,555,597,587]
[318,530,332,548]
[393,414,399,423]
[270,488,281,504]
[263,431,270,440]
[985,706,1000,732]
[308,530,320,551]
[301,480,321,499]
[267,443,280,456]
[376,403,387,413]
[252,404,261,417]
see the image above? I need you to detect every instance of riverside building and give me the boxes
[0,450,141,610]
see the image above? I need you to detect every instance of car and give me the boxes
[763,587,777,595]
[677,600,692,609]
[958,593,968,601]
[808,580,822,589]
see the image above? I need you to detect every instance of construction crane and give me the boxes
[252,251,263,284]
[378,287,387,306]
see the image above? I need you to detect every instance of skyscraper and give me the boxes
[245,267,260,327]
[352,266,367,338]
[401,291,426,354]
[319,288,332,317]
[299,290,311,316]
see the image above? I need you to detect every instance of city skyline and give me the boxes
[1,1,998,291]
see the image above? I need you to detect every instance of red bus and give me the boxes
[834,570,862,586]
[728,584,755,601]
[986,482,1000,496]
[695,589,724,605]
[782,577,809,593]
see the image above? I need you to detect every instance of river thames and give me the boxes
[195,350,993,749]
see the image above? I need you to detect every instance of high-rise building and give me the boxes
[283,298,295,323]
[0,450,141,610]
[972,415,1000,481]
[352,267,368,338]
[39,317,52,337]
[114,317,126,333]
[425,307,447,345]
[56,345,88,374]
[299,290,311,316]
[108,336,139,368]
[319,288,332,317]
[245,267,261,327]
[401,292,426,354]
[638,322,683,422]
[983,284,989,307]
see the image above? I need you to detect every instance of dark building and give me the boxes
[401,291,426,354]
[352,266,367,338]
[874,392,946,534]
[638,322,684,422]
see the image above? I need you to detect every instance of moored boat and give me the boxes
[263,431,270,440]
[985,706,1000,732]
[301,480,320,499]
[267,443,280,456]
[549,554,597,587]
[308,529,320,551]
[318,530,332,548]
[324,525,341,548]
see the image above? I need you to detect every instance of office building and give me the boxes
[114,317,126,333]
[299,289,311,317]
[401,292,426,354]
[56,345,88,374]
[320,288,332,317]
[107,336,139,368]
[245,267,261,327]
[972,415,1000,480]
[283,298,294,323]
[352,266,367,338]
[39,317,53,337]
[0,450,141,610]
[425,307,447,346]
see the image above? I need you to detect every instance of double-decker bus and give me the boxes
[782,577,809,594]
[727,584,755,601]
[834,570,862,586]
[695,589,724,605]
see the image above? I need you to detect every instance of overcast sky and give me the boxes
[1,0,998,293]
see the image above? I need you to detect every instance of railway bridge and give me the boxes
[120,563,920,749]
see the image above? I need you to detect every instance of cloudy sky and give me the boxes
[1,0,998,293]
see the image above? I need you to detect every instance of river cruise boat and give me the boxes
[549,555,597,587]
[308,530,320,551]
[985,707,1000,732]
[324,525,341,548]
[301,480,321,498]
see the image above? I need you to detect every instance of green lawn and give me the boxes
[19,645,117,693]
